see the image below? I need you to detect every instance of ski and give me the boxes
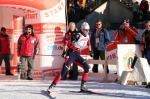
[69,90,104,95]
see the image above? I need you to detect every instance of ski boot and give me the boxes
[80,80,88,92]
[47,83,56,95]
[145,83,150,88]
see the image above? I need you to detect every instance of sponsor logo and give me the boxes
[47,44,63,51]
[123,49,135,71]
[42,68,61,79]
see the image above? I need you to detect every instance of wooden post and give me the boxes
[102,59,107,81]
[85,58,117,82]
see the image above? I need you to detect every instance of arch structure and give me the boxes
[0,0,60,10]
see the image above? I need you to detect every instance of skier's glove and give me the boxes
[61,51,67,58]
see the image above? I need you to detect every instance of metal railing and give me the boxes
[85,0,108,13]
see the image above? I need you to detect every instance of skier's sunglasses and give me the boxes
[146,24,150,27]
[124,20,129,23]
[96,24,101,26]
[83,29,89,32]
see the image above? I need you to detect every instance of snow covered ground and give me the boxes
[0,80,150,99]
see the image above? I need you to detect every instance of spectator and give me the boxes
[17,25,39,80]
[62,22,78,80]
[67,0,75,22]
[74,0,85,23]
[140,21,150,88]
[139,0,149,21]
[90,19,111,73]
[132,2,141,25]
[0,27,13,75]
[140,21,150,65]
[114,19,138,44]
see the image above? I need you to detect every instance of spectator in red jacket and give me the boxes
[114,19,138,44]
[0,27,13,75]
[18,25,39,80]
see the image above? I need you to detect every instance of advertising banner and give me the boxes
[0,0,66,77]
[25,0,66,69]
[106,41,118,62]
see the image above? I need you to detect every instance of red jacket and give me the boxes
[63,32,72,46]
[18,33,39,56]
[114,26,138,44]
[0,34,10,54]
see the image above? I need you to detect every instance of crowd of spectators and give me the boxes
[67,0,105,23]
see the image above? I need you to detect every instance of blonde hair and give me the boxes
[69,22,76,29]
